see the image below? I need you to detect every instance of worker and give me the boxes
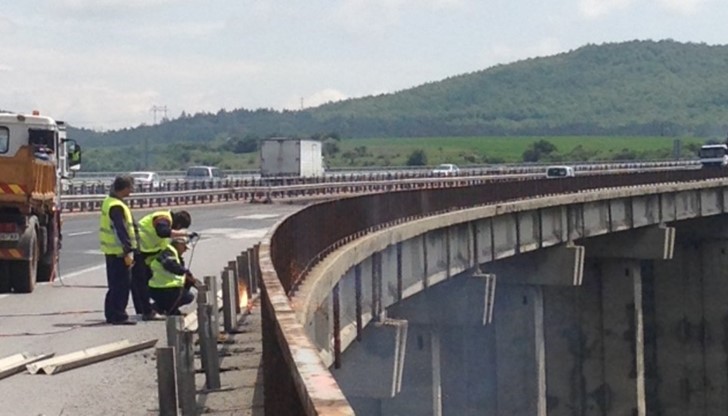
[131,210,194,320]
[148,235,197,316]
[99,175,138,325]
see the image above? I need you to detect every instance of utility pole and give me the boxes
[147,105,168,169]
[151,105,168,125]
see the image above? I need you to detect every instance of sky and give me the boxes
[1,0,726,130]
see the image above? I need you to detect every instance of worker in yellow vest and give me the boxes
[148,235,197,316]
[131,210,193,320]
[99,175,138,325]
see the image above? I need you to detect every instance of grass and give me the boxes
[84,135,709,171]
[325,136,706,167]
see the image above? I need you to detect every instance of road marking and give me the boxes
[235,214,280,220]
[67,231,92,237]
[228,229,269,239]
[82,249,105,255]
[48,264,106,284]
[199,228,269,240]
[0,294,8,300]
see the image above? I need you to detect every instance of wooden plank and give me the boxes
[27,339,158,375]
[0,352,54,380]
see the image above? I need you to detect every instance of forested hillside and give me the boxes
[68,39,728,170]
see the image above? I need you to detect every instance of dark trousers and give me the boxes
[149,286,194,316]
[131,252,154,315]
[104,255,131,323]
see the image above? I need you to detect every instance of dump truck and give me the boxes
[260,137,325,178]
[0,111,82,293]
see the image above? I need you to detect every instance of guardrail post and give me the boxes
[221,269,236,333]
[156,347,179,416]
[204,275,220,340]
[228,260,240,314]
[178,330,196,416]
[196,287,221,390]
[236,253,252,302]
[246,247,258,295]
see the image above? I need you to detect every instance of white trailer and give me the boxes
[260,137,324,178]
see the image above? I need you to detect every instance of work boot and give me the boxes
[142,312,164,321]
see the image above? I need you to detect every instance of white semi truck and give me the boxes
[259,137,325,178]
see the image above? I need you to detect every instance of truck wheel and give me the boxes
[37,223,57,282]
[0,261,10,293]
[10,230,38,293]
[37,260,54,283]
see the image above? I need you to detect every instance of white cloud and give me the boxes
[0,43,263,128]
[331,0,468,36]
[656,0,707,15]
[0,16,17,34]
[51,0,188,19]
[578,0,632,18]
[0,64,12,72]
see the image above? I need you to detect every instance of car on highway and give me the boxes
[432,163,461,176]
[129,171,162,190]
[185,165,225,182]
[545,165,575,178]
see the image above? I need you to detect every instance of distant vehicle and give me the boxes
[545,166,575,178]
[185,165,225,181]
[260,137,325,178]
[432,163,460,175]
[129,171,161,190]
[698,144,728,168]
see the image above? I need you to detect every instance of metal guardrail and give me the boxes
[59,162,701,212]
[63,160,700,195]
[72,159,701,181]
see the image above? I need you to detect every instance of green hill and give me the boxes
[69,39,728,170]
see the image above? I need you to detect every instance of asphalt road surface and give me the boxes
[0,202,300,416]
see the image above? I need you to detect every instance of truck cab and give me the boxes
[699,144,728,168]
[0,112,81,293]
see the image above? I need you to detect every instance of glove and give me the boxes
[188,232,200,240]
[123,252,134,268]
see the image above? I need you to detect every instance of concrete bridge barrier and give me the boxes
[258,169,728,415]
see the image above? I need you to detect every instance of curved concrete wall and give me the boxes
[259,171,728,415]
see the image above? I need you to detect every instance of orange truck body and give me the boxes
[0,112,80,293]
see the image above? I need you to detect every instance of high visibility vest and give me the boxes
[149,245,185,289]
[138,210,173,254]
[99,196,137,255]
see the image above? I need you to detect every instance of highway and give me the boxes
[0,202,300,416]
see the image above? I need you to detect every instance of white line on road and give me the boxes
[67,231,93,237]
[37,264,106,286]
[0,294,8,300]
[234,214,280,220]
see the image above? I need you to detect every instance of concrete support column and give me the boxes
[494,284,547,416]
[649,237,728,415]
[600,259,646,416]
[543,259,646,416]
[699,240,728,415]
[431,327,442,416]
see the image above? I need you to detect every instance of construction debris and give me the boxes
[27,339,158,375]
[0,352,54,380]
